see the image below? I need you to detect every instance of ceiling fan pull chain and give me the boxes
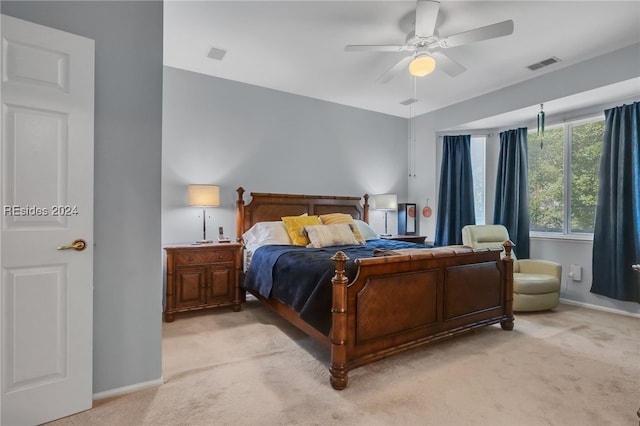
[409,76,417,178]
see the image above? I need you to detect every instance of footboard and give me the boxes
[330,243,514,390]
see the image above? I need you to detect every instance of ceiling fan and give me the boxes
[344,0,514,83]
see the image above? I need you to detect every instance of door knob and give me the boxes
[632,264,640,272]
[57,239,87,251]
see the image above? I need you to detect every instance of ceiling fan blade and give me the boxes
[439,19,514,48]
[377,56,412,84]
[344,44,405,52]
[415,0,440,38]
[431,51,467,77]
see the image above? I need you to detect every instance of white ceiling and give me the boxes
[164,1,640,123]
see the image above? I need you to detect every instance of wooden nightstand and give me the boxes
[164,243,242,322]
[381,235,428,244]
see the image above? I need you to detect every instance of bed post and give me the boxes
[236,187,245,242]
[330,251,349,390]
[501,240,515,331]
[363,193,369,223]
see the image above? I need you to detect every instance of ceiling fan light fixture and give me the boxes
[409,54,436,77]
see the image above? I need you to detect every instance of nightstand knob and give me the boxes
[188,256,194,262]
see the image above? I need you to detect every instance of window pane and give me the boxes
[528,128,564,232]
[570,121,603,233]
[471,137,486,225]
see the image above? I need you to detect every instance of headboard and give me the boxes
[236,187,369,240]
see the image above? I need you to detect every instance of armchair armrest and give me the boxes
[517,259,562,279]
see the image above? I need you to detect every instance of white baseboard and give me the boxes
[560,298,640,318]
[93,376,164,401]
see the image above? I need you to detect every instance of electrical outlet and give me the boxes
[568,264,582,281]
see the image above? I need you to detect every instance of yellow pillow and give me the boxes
[319,213,365,244]
[281,215,321,246]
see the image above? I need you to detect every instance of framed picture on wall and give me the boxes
[398,203,417,235]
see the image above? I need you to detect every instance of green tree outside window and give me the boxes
[528,118,603,235]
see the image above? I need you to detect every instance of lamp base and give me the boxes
[380,233,392,237]
[194,239,213,244]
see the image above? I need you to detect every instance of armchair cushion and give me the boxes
[517,259,562,277]
[513,273,561,294]
[461,224,521,271]
[461,224,512,253]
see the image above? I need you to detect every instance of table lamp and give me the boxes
[372,194,397,237]
[188,184,220,243]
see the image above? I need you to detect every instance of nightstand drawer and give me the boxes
[175,250,234,265]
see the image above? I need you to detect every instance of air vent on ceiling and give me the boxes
[527,56,560,71]
[207,46,227,61]
[400,98,418,106]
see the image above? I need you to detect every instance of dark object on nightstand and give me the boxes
[164,243,242,321]
[398,203,417,235]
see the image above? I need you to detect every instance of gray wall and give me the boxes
[162,66,408,243]
[411,44,640,315]
[1,1,165,393]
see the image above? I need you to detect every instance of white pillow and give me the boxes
[242,221,292,253]
[304,224,360,248]
[354,219,379,240]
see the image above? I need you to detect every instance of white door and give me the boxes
[1,15,94,425]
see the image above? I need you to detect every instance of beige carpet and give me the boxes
[50,300,639,426]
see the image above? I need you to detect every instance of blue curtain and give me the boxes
[591,102,640,302]
[493,128,530,258]
[434,135,475,246]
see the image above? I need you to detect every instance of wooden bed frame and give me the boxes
[236,187,514,390]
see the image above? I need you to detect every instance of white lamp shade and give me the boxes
[188,184,220,207]
[372,194,397,211]
[409,55,436,77]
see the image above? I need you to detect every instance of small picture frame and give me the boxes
[398,203,417,235]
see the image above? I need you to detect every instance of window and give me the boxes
[470,136,486,225]
[528,117,604,236]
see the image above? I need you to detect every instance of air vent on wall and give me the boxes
[400,98,418,106]
[527,56,560,71]
[207,46,227,61]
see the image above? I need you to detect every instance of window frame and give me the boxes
[528,114,603,241]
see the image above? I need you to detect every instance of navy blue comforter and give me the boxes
[243,239,432,336]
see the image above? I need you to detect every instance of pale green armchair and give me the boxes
[461,224,562,312]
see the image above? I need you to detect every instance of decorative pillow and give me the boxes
[242,221,292,252]
[304,224,360,248]
[281,215,321,246]
[354,219,379,241]
[319,213,365,244]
